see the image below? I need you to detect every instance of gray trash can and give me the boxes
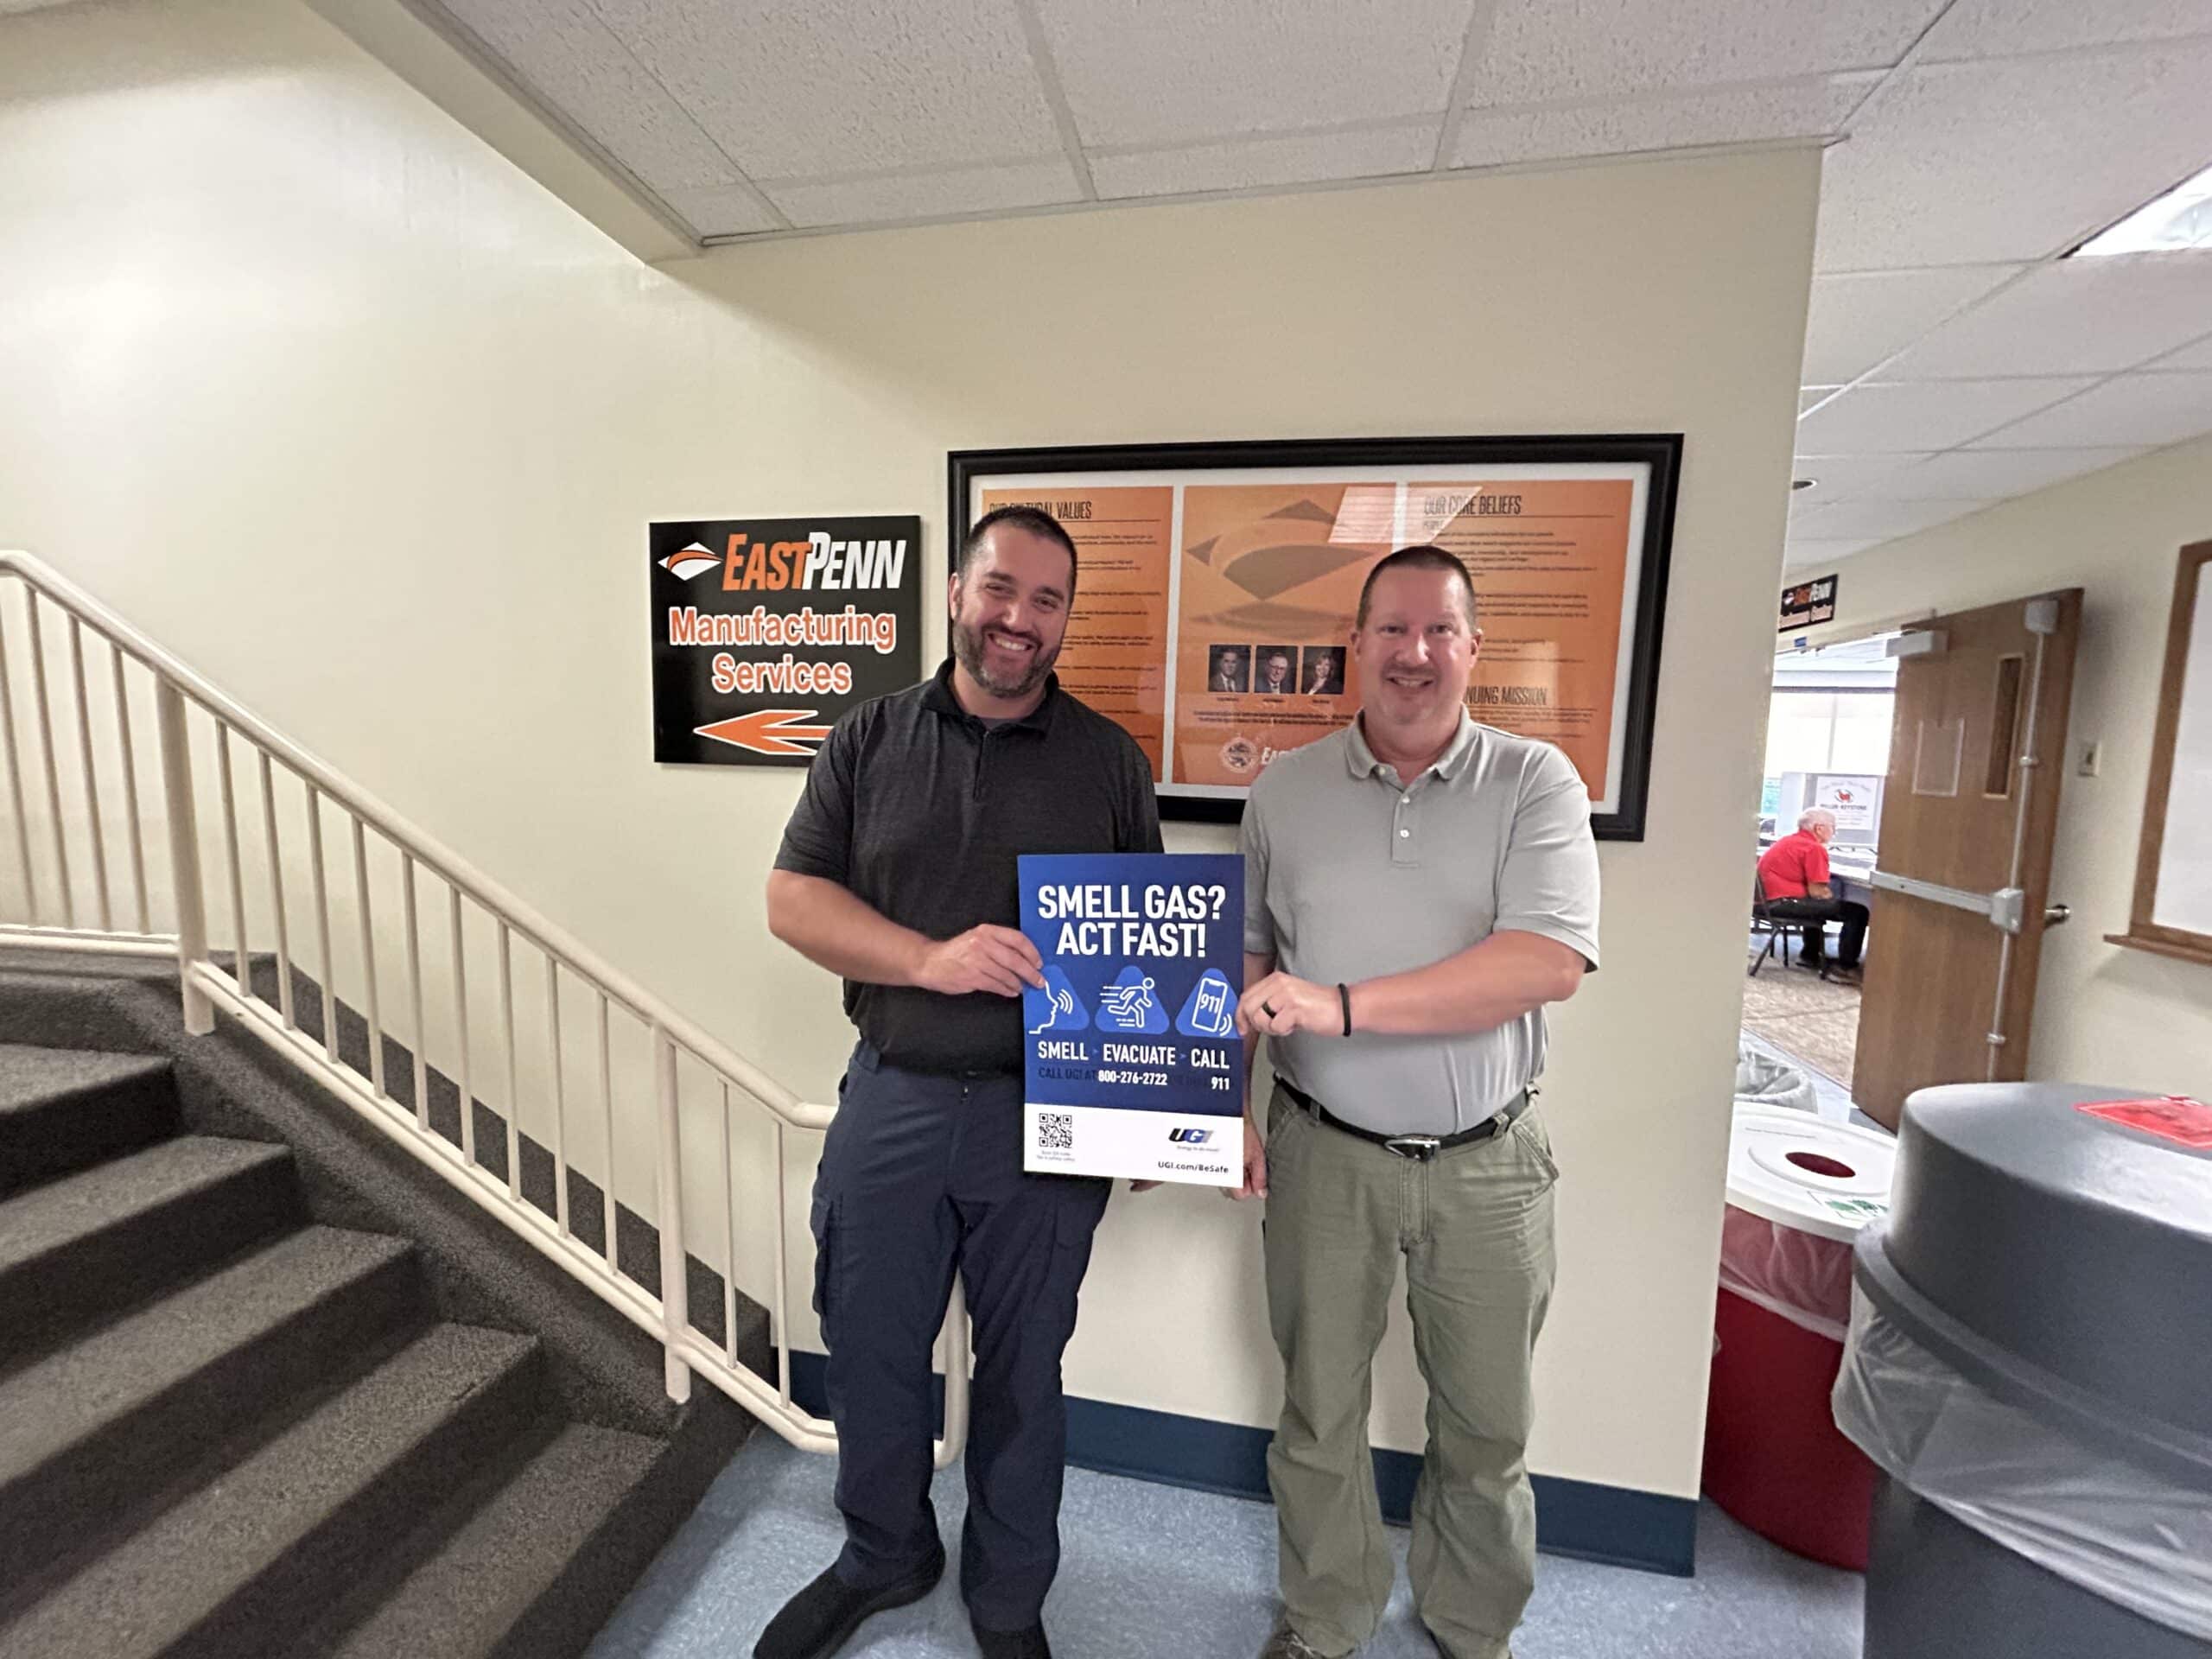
[1832,1081,2212,1658]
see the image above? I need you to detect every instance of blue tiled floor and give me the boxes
[588,1433,1863,1659]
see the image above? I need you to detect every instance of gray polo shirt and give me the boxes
[1241,712,1600,1135]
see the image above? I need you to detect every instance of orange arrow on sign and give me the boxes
[695,709,831,757]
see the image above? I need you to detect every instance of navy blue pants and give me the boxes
[811,1041,1110,1631]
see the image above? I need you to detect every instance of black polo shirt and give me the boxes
[774,659,1163,1074]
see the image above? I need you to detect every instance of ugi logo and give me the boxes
[1167,1127,1213,1145]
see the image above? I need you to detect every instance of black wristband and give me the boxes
[1338,982,1352,1037]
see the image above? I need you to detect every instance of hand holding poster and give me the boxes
[1020,853,1245,1185]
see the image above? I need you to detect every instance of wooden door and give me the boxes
[1853,590,2082,1129]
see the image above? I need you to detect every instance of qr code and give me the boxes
[1038,1112,1075,1150]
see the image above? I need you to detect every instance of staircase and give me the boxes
[0,551,885,1653]
[0,988,744,1659]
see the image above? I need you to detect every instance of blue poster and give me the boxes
[1018,853,1245,1185]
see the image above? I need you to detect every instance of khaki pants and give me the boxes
[1262,1084,1559,1659]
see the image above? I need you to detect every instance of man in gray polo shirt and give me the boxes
[1236,545,1599,1659]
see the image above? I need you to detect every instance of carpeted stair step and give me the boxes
[0,1136,300,1365]
[0,1225,422,1600]
[0,1322,545,1659]
[316,1420,671,1659]
[0,1044,177,1198]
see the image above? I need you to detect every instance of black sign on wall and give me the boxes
[650,516,923,766]
[1779,572,1840,633]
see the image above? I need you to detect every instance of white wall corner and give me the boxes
[302,0,699,267]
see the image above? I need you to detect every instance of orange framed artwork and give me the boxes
[950,437,1681,839]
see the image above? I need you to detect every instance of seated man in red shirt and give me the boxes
[1757,809,1868,978]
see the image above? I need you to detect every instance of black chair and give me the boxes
[1751,875,1853,983]
[1748,874,1791,977]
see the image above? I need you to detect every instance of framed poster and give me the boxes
[950,436,1681,838]
[2107,539,2212,969]
[649,515,921,766]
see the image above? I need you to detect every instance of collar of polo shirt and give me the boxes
[1345,709,1479,785]
[919,656,1062,733]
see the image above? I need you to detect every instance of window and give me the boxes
[1764,689,1895,778]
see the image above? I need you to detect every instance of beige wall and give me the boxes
[1800,436,2212,1102]
[0,0,1820,1497]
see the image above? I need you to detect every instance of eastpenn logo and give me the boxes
[1166,1127,1213,1145]
[659,543,720,582]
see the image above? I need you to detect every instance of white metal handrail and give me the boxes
[0,548,969,1463]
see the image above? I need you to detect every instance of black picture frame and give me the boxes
[950,435,1681,840]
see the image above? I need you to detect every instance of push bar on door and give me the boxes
[1870,869,2027,936]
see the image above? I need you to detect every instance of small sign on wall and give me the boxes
[1814,772,1882,837]
[649,516,922,766]
[1781,572,1840,632]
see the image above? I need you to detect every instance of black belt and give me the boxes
[1279,1079,1530,1162]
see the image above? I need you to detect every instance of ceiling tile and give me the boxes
[1035,0,1470,149]
[1802,265,2024,383]
[1970,370,2212,448]
[1879,254,2212,378]
[1466,0,1941,104]
[2145,332,2212,371]
[761,159,1081,229]
[1918,0,2212,61]
[1845,447,2149,498]
[658,183,787,237]
[1787,453,1935,499]
[1090,124,1433,200]
[1815,42,2212,269]
[1798,499,1996,538]
[1796,378,2097,451]
[1448,75,1872,170]
[436,0,743,195]
[589,0,1065,179]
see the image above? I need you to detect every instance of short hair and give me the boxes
[1799,809,1837,833]
[959,505,1079,598]
[1356,545,1478,629]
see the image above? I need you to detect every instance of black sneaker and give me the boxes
[973,1621,1052,1659]
[753,1550,945,1659]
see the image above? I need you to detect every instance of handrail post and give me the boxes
[156,678,214,1034]
[652,1023,692,1403]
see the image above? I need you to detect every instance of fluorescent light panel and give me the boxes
[2072,162,2212,257]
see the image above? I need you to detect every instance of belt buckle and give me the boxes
[1382,1134,1441,1162]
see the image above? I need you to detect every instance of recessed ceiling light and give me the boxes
[2071,162,2212,257]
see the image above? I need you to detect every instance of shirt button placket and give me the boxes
[1393,789,1415,864]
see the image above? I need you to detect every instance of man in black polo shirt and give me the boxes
[759,505,1160,1659]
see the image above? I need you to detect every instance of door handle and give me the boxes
[2044,903,2071,927]
[1872,869,2029,935]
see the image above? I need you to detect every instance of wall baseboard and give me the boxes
[780,1351,1696,1578]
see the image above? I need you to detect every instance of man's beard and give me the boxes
[952,612,1060,700]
